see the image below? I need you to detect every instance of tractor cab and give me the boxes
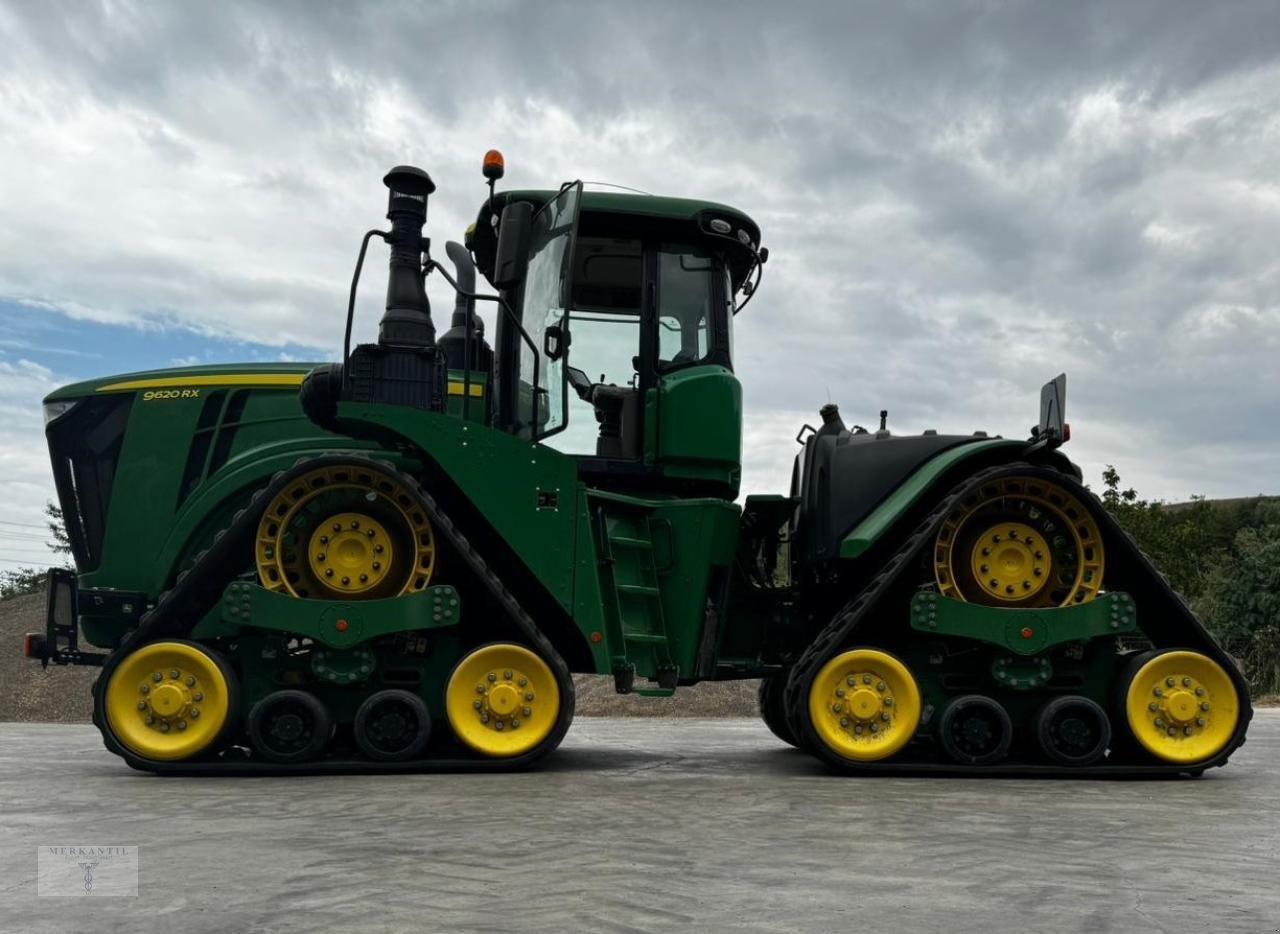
[470,188,762,498]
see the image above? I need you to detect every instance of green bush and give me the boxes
[1197,508,1280,696]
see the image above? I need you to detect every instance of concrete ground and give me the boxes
[1,715,1277,934]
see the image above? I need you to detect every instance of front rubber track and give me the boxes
[92,452,576,774]
[782,461,1252,777]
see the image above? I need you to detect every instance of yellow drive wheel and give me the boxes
[446,643,560,758]
[807,648,921,762]
[255,462,436,600]
[934,474,1104,607]
[104,641,234,762]
[1124,650,1240,764]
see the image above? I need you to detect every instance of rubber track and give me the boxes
[781,462,1253,777]
[91,452,576,775]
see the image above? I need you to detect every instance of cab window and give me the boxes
[545,237,643,456]
[657,246,715,371]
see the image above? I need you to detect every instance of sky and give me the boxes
[0,0,1277,567]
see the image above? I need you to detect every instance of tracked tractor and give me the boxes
[28,153,1250,774]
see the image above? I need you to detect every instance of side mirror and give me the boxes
[544,322,569,361]
[492,201,533,290]
[1033,373,1068,447]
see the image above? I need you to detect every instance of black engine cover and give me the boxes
[792,428,980,562]
[299,344,446,433]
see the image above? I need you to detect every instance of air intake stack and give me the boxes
[299,164,446,430]
[378,166,437,348]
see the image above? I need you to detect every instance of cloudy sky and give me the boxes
[1,0,1277,567]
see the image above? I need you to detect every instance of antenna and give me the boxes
[581,180,655,196]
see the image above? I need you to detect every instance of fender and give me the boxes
[839,439,1076,559]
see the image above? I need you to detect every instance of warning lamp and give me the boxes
[23,631,46,661]
[482,149,505,181]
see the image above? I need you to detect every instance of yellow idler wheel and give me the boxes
[104,641,234,762]
[446,643,560,758]
[1124,650,1240,764]
[807,648,921,762]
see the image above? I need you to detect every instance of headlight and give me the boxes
[42,400,80,426]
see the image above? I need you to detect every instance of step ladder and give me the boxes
[595,506,678,694]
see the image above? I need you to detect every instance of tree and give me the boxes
[1099,466,1229,601]
[46,501,71,555]
[1197,505,1280,695]
[0,567,48,600]
[0,500,72,601]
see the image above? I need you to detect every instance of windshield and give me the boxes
[514,183,581,439]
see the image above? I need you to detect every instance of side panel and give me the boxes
[648,365,742,492]
[334,403,585,616]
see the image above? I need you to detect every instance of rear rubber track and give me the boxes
[781,461,1252,777]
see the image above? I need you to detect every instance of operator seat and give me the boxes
[591,383,640,458]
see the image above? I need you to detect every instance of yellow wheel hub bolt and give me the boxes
[1165,690,1198,724]
[487,683,521,716]
[848,688,881,720]
[149,682,187,717]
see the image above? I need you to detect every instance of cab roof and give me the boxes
[470,188,762,289]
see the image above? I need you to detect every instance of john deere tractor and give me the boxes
[29,154,1250,774]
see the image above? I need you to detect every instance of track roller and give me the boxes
[937,695,1012,766]
[103,640,237,762]
[354,689,432,761]
[1035,695,1111,766]
[805,648,921,762]
[446,643,561,758]
[248,690,333,763]
[1122,649,1241,765]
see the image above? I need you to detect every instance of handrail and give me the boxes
[424,261,542,437]
[343,229,389,383]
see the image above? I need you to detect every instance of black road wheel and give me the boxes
[1036,695,1111,766]
[248,689,332,763]
[354,689,432,761]
[938,695,1013,766]
[758,675,800,748]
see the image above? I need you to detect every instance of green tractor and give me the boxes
[29,154,1250,774]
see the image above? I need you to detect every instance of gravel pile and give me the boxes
[0,589,760,722]
[0,592,97,722]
